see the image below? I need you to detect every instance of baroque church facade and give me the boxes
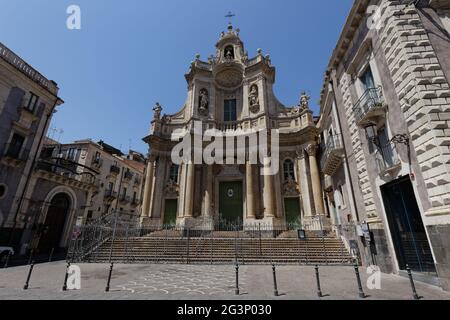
[141,24,326,228]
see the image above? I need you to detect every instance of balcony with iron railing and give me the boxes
[110,165,120,175]
[375,142,401,177]
[352,87,386,127]
[35,157,99,189]
[134,177,142,186]
[104,189,118,200]
[91,156,103,168]
[131,197,141,206]
[123,170,133,181]
[119,195,131,204]
[320,134,345,176]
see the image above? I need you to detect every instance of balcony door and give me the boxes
[360,66,376,91]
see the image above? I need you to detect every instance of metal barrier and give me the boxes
[68,216,354,266]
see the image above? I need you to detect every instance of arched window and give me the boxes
[283,159,295,181]
[169,164,179,183]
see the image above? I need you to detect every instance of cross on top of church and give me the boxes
[225,11,236,25]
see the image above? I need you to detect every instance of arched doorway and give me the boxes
[38,193,71,253]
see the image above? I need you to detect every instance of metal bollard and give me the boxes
[27,249,34,265]
[272,264,279,297]
[235,264,239,295]
[105,263,114,292]
[353,262,366,298]
[48,248,55,263]
[186,229,190,264]
[315,265,323,298]
[62,262,71,291]
[23,261,35,290]
[3,251,11,268]
[406,265,420,300]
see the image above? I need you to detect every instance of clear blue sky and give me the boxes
[0,0,353,154]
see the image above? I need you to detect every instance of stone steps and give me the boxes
[81,236,353,265]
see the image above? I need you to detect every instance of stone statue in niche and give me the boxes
[199,89,209,115]
[248,84,260,113]
[224,46,234,60]
[283,176,299,196]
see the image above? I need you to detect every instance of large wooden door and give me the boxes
[381,176,435,273]
[219,181,243,225]
[163,199,178,225]
[284,198,301,225]
[38,193,70,253]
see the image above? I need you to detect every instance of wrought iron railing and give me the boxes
[320,134,344,169]
[68,218,353,266]
[119,195,131,203]
[352,87,385,124]
[104,189,118,199]
[123,171,133,180]
[110,165,120,174]
[375,142,400,173]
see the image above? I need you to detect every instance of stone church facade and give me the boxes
[141,25,325,229]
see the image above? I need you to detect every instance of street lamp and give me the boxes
[363,122,381,148]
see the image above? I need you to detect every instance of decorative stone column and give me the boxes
[246,160,256,219]
[204,165,213,218]
[151,156,167,219]
[263,157,276,218]
[184,161,195,218]
[141,156,155,218]
[306,144,324,215]
[296,149,313,217]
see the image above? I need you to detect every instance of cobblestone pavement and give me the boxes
[0,261,449,300]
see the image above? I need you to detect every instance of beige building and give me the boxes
[141,24,326,229]
[318,0,450,290]
[41,139,146,223]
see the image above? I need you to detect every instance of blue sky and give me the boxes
[0,0,353,154]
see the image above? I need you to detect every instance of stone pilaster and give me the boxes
[150,156,167,219]
[204,165,213,218]
[262,157,276,218]
[246,160,256,219]
[306,143,325,215]
[297,149,313,217]
[141,156,155,219]
[184,161,195,218]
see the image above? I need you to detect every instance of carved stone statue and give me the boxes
[299,91,311,110]
[199,89,209,115]
[283,176,299,196]
[164,179,179,197]
[248,84,260,113]
[153,102,162,120]
[225,46,234,60]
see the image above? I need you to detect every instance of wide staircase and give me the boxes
[82,231,354,265]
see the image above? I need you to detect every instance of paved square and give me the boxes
[0,262,449,300]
